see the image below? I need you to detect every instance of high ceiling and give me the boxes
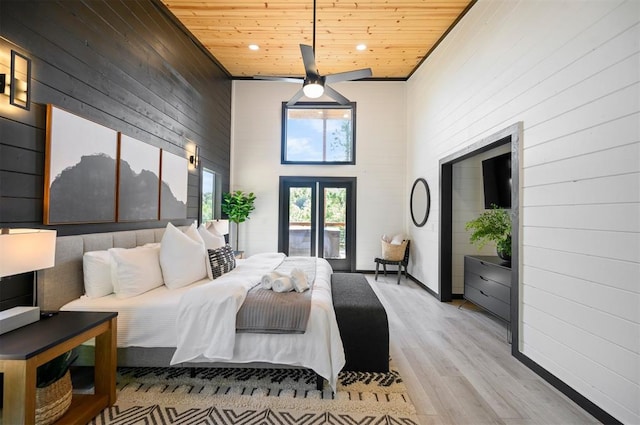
[161,0,475,79]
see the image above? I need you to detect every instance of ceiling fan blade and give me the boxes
[286,88,306,106]
[254,75,303,84]
[300,44,319,77]
[324,85,350,105]
[324,68,372,84]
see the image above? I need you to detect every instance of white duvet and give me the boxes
[61,253,345,390]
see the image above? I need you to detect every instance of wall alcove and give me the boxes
[439,122,521,355]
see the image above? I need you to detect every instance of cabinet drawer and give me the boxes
[464,285,510,322]
[464,256,511,286]
[464,270,510,303]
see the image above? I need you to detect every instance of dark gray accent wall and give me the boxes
[0,0,231,309]
[0,0,231,233]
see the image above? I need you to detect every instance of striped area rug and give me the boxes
[90,364,418,425]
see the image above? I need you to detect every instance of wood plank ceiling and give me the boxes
[161,0,475,79]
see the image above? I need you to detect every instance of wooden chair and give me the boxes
[374,240,410,284]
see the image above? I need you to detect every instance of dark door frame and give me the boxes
[278,176,357,272]
[439,122,521,356]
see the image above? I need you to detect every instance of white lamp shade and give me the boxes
[0,229,57,277]
[208,219,229,236]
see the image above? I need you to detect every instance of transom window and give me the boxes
[281,102,356,165]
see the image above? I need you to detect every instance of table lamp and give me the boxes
[0,228,57,334]
[208,219,229,243]
[209,219,229,236]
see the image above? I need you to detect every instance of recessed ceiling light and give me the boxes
[356,44,367,51]
[248,44,259,51]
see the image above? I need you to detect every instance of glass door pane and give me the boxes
[322,187,346,259]
[288,186,315,256]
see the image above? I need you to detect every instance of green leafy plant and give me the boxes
[465,205,512,259]
[37,349,77,388]
[222,190,256,250]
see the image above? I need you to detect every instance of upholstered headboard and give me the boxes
[37,227,186,311]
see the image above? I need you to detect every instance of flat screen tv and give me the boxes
[482,152,512,209]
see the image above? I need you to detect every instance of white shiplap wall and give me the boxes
[406,0,639,423]
[231,80,407,270]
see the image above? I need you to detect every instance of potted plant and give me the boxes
[221,190,256,250]
[465,205,512,263]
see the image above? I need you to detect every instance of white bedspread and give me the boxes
[61,278,211,347]
[61,253,345,391]
[171,252,286,362]
[171,253,345,390]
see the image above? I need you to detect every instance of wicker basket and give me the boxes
[35,370,72,425]
[381,239,408,261]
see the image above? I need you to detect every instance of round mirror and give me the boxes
[410,178,430,227]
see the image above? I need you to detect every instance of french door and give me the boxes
[278,177,356,272]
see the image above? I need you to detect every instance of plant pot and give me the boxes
[35,370,72,425]
[497,248,511,265]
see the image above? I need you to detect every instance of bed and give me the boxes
[37,226,346,390]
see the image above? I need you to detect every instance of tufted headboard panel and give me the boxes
[37,227,186,311]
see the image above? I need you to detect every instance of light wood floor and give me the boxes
[366,273,599,425]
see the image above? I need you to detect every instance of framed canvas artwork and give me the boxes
[44,105,118,224]
[117,134,161,221]
[160,150,188,220]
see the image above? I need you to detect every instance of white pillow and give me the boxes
[109,245,164,299]
[83,250,113,298]
[184,222,206,245]
[185,223,214,279]
[198,224,225,250]
[160,223,208,289]
[390,234,405,245]
[198,224,225,279]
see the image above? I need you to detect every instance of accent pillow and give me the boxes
[160,222,208,289]
[109,245,164,299]
[198,224,226,250]
[207,245,236,279]
[83,250,113,298]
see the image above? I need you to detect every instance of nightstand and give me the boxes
[234,250,245,259]
[0,311,117,425]
[463,255,511,322]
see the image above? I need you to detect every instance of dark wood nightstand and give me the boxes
[0,311,117,425]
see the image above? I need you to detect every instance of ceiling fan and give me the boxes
[254,0,372,106]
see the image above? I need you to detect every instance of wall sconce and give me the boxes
[1,50,32,111]
[189,145,200,169]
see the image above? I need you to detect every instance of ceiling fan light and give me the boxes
[303,82,324,98]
